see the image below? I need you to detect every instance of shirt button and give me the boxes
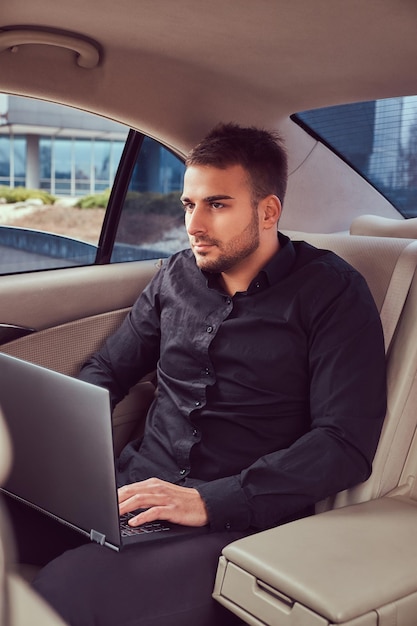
[179,469,186,476]
[225,522,231,530]
[255,282,260,288]
[192,429,198,437]
[206,325,213,333]
[225,297,232,305]
[203,367,210,375]
[195,400,201,407]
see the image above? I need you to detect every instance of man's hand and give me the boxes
[118,478,209,527]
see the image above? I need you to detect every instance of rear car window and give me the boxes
[293,96,417,218]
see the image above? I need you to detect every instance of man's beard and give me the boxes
[193,209,260,274]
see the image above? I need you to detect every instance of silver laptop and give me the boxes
[0,352,206,551]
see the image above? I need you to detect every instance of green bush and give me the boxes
[0,186,56,205]
[75,190,182,214]
[75,189,111,209]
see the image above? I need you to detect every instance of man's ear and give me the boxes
[260,195,282,229]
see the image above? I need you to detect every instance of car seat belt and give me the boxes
[380,240,417,354]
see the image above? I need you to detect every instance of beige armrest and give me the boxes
[214,496,417,624]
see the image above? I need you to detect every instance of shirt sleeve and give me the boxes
[78,266,164,409]
[197,265,387,532]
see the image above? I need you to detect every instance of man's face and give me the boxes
[181,164,260,274]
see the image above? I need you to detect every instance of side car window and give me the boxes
[111,137,186,263]
[0,94,128,275]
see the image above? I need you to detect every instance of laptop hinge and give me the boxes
[90,529,106,545]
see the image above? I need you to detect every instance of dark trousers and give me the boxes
[6,497,245,626]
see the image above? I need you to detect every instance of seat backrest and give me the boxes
[284,231,417,511]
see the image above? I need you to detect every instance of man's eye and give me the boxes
[182,203,194,212]
[211,202,224,209]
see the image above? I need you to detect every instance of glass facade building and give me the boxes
[0,95,128,195]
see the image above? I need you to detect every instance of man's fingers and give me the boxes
[118,478,165,503]
[118,492,165,515]
[127,506,169,527]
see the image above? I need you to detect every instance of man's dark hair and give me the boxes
[185,123,288,205]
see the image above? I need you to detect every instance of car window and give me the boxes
[110,136,186,263]
[0,94,128,274]
[292,96,417,217]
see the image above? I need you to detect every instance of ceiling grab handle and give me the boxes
[0,29,100,68]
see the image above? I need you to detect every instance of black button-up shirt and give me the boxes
[79,233,387,532]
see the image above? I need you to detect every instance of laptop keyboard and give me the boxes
[120,512,171,537]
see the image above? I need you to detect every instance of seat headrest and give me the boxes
[0,406,12,485]
[350,214,417,239]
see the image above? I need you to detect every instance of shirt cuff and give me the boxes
[197,475,251,532]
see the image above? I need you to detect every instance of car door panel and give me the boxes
[0,260,158,334]
[0,260,159,453]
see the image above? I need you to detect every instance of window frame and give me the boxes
[95,130,145,265]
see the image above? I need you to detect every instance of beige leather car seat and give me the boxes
[0,406,68,626]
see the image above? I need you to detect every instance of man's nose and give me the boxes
[186,204,207,236]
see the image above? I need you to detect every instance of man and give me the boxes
[33,124,386,625]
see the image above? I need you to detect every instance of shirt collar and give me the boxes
[259,231,296,287]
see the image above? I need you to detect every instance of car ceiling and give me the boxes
[1,0,417,151]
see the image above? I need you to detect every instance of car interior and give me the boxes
[1,0,417,624]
